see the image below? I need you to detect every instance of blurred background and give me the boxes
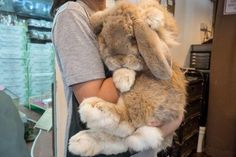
[0,0,235,157]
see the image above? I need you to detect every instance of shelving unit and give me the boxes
[0,0,54,109]
[0,1,55,156]
[172,71,204,157]
[158,69,208,157]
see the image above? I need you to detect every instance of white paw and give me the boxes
[101,137,128,155]
[79,97,120,130]
[113,68,136,93]
[146,10,164,31]
[126,126,163,152]
[69,131,102,156]
[79,97,103,123]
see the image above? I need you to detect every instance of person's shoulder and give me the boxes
[56,1,85,17]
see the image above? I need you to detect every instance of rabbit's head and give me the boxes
[90,1,178,80]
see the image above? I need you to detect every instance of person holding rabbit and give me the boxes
[51,0,184,157]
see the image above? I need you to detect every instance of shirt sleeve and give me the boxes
[52,8,105,87]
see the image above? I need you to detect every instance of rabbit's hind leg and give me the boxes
[126,126,163,152]
[69,130,128,156]
[69,130,103,156]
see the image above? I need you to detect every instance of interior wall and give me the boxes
[55,61,67,157]
[173,0,213,67]
[106,0,115,7]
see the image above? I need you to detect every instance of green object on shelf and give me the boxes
[24,104,45,115]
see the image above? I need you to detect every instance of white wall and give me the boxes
[173,0,213,67]
[106,0,115,7]
[55,61,67,157]
[106,0,139,7]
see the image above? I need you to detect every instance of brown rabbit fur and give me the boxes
[69,0,187,156]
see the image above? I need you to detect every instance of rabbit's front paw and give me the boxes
[79,97,120,130]
[113,68,136,93]
[69,130,102,156]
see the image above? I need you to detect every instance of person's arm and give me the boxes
[72,78,119,104]
[147,111,184,138]
[52,9,115,103]
[160,112,184,138]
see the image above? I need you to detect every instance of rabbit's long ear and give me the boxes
[133,20,172,80]
[90,9,110,34]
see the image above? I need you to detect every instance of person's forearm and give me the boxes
[97,78,119,103]
[72,78,119,104]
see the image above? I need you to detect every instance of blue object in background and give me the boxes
[11,0,52,19]
[13,0,34,14]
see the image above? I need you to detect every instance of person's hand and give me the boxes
[147,112,184,138]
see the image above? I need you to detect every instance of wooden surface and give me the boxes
[19,106,41,122]
[206,0,236,156]
[33,130,53,157]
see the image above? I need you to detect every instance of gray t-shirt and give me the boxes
[52,1,105,156]
[52,1,105,87]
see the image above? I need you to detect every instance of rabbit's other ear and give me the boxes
[139,0,179,47]
[133,20,172,80]
[90,9,110,34]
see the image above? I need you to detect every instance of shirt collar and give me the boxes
[77,0,95,16]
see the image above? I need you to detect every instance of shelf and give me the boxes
[29,38,52,43]
[28,25,52,31]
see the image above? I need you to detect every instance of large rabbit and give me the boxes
[69,0,187,156]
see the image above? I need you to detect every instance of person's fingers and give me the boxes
[160,112,184,138]
[147,120,162,127]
